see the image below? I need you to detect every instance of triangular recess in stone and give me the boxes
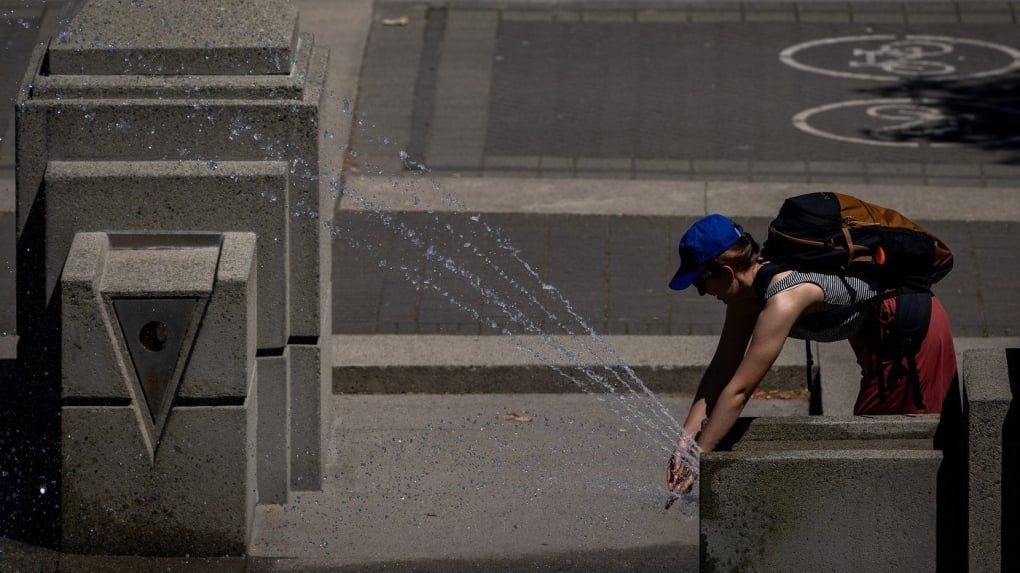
[112,298,198,424]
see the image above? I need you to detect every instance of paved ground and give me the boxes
[335,0,1020,340]
[4,393,808,572]
[354,0,1020,181]
[1,0,1020,571]
[332,203,1018,338]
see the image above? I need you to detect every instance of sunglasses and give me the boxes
[692,265,718,290]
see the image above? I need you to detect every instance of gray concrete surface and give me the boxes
[353,0,1020,181]
[59,232,258,555]
[249,393,802,571]
[1,0,1019,570]
[3,392,807,571]
[701,448,943,573]
[962,347,1019,572]
[332,334,813,393]
[48,0,298,75]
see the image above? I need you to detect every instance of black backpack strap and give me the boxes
[895,289,931,410]
[906,353,927,410]
[752,262,787,304]
[892,289,932,355]
[872,288,932,410]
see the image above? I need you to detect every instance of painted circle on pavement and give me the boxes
[792,99,1020,147]
[780,35,1020,81]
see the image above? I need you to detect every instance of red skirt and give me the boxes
[848,295,957,415]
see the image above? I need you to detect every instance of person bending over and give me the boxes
[665,214,957,496]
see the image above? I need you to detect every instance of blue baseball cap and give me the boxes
[669,214,744,290]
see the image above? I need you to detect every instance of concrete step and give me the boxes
[330,334,814,394]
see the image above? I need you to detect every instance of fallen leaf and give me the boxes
[503,412,533,423]
[751,388,810,400]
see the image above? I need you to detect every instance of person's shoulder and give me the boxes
[751,262,785,300]
[762,271,825,311]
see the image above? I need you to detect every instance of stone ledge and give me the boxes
[331,334,811,393]
[48,0,299,76]
[339,175,1020,221]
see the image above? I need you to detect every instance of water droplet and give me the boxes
[39,486,47,495]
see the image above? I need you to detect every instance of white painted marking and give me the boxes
[780,35,1020,81]
[792,99,1020,148]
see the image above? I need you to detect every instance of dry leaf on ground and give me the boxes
[502,412,533,422]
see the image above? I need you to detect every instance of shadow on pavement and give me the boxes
[250,544,699,573]
[855,70,1020,163]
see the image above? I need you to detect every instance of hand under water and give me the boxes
[664,433,701,509]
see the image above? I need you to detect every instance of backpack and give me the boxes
[760,192,954,411]
[762,192,953,290]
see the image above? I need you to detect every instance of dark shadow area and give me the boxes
[0,322,63,550]
[934,373,966,573]
[249,544,699,573]
[856,70,1020,164]
[0,542,698,573]
[715,417,755,452]
[1003,348,1020,569]
[806,341,823,416]
[0,186,62,549]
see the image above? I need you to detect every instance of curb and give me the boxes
[331,334,814,393]
[339,175,1020,222]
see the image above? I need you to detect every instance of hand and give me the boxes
[664,432,701,509]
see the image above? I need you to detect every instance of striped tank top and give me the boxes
[763,270,883,342]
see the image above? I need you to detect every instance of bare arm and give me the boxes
[681,300,759,437]
[696,284,822,451]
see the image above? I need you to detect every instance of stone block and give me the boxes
[257,353,289,505]
[963,347,1020,572]
[61,404,255,556]
[34,33,317,100]
[62,231,257,401]
[60,231,259,556]
[16,25,328,343]
[48,0,299,76]
[16,0,333,553]
[722,415,940,451]
[47,162,285,349]
[60,233,129,398]
[700,448,941,573]
[289,342,322,492]
[183,232,258,398]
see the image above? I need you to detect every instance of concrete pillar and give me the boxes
[12,0,332,548]
[60,232,257,555]
[963,347,1020,572]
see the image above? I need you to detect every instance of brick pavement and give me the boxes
[332,211,1018,339]
[0,0,1017,569]
[352,0,1020,185]
[339,0,1020,340]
